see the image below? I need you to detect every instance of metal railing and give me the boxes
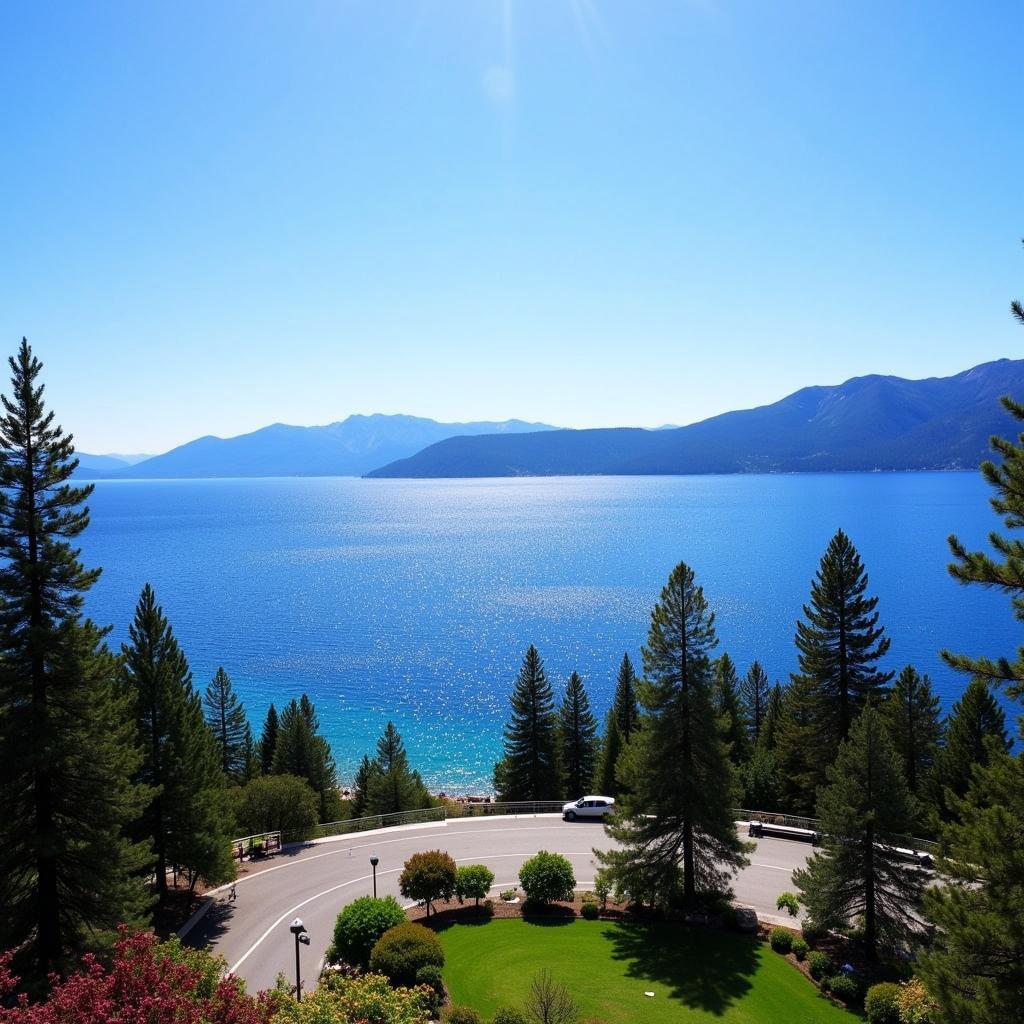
[232,830,282,859]
[444,800,566,818]
[280,806,445,844]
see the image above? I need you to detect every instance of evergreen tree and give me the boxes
[774,673,819,814]
[258,703,278,774]
[121,585,234,902]
[789,529,893,791]
[929,678,1009,822]
[612,653,639,741]
[918,749,1024,1023]
[713,652,750,764]
[351,753,376,817]
[240,722,260,782]
[593,708,622,797]
[558,672,599,797]
[882,665,943,797]
[365,721,430,814]
[0,340,150,979]
[494,645,562,801]
[740,661,771,743]
[202,666,248,781]
[596,563,749,908]
[741,745,781,811]
[760,682,784,751]
[272,694,339,821]
[793,705,926,961]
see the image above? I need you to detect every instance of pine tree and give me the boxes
[351,753,376,817]
[929,678,1009,822]
[494,645,562,801]
[596,563,750,908]
[612,653,639,741]
[790,529,893,790]
[760,682,784,751]
[0,340,150,979]
[365,721,430,814]
[558,672,599,797]
[882,665,943,798]
[593,708,622,797]
[203,667,249,781]
[714,652,750,764]
[741,745,781,811]
[740,661,771,743]
[917,749,1024,1023]
[258,703,278,774]
[774,673,819,814]
[240,722,260,782]
[793,705,926,961]
[121,585,234,902]
[272,694,339,821]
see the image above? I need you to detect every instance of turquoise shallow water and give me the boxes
[78,473,1018,791]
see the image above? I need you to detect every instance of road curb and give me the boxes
[177,895,215,939]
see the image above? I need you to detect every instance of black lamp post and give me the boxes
[289,917,309,1000]
[370,856,379,898]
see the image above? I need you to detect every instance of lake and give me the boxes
[79,473,1018,792]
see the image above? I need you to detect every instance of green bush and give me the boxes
[776,891,800,917]
[825,974,860,1003]
[580,901,599,920]
[518,850,576,905]
[400,850,458,916]
[329,895,406,968]
[769,927,793,953]
[416,964,443,992]
[369,922,445,987]
[456,864,496,907]
[865,982,901,1024]
[593,872,612,910]
[807,950,833,982]
[801,920,826,947]
[492,1007,528,1024]
[444,1008,482,1024]
[286,972,432,1024]
[791,937,809,961]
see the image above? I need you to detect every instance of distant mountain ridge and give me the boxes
[366,358,1024,478]
[81,414,556,479]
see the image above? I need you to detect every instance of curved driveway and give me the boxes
[191,815,812,993]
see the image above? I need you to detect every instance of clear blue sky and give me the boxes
[2,2,1021,454]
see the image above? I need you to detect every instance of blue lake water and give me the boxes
[78,473,1019,792]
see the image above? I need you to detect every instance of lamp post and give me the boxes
[370,856,379,898]
[289,917,309,1000]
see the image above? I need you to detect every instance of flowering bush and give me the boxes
[271,972,432,1024]
[896,978,936,1024]
[0,928,272,1024]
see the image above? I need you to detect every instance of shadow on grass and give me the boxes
[606,923,759,1016]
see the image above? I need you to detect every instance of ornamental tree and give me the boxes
[399,850,457,918]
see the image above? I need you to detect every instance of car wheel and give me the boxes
[565,811,576,822]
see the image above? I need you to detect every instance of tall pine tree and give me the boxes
[272,694,339,821]
[593,708,623,797]
[612,653,639,741]
[203,667,249,781]
[597,563,749,908]
[122,585,234,903]
[759,682,785,752]
[0,340,150,980]
[882,665,943,798]
[558,672,599,797]
[258,703,278,774]
[365,721,430,814]
[713,652,750,765]
[740,661,771,744]
[494,645,562,800]
[784,530,892,797]
[793,705,926,961]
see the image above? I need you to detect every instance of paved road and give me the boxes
[190,815,812,993]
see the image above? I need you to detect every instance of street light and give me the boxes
[370,856,379,898]
[289,917,310,1001]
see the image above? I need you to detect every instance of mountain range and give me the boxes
[366,358,1024,478]
[76,415,556,479]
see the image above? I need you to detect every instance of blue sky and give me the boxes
[2,1,1022,454]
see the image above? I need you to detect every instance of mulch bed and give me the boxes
[408,893,633,926]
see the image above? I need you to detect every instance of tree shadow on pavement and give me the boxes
[605,922,759,1016]
[182,898,235,949]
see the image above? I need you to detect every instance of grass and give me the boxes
[439,918,859,1024]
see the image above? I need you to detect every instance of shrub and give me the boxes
[826,973,860,1003]
[791,937,809,961]
[593,873,612,910]
[492,1008,528,1024]
[456,864,496,907]
[235,774,319,839]
[282,971,432,1024]
[329,895,406,968]
[807,950,833,982]
[769,927,793,953]
[416,964,443,992]
[400,850,458,917]
[801,920,826,947]
[897,978,936,1024]
[369,922,445,987]
[865,982,902,1024]
[518,851,576,905]
[500,888,518,902]
[444,1008,482,1024]
[776,891,800,917]
[580,901,599,920]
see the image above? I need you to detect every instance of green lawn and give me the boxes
[439,919,859,1024]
